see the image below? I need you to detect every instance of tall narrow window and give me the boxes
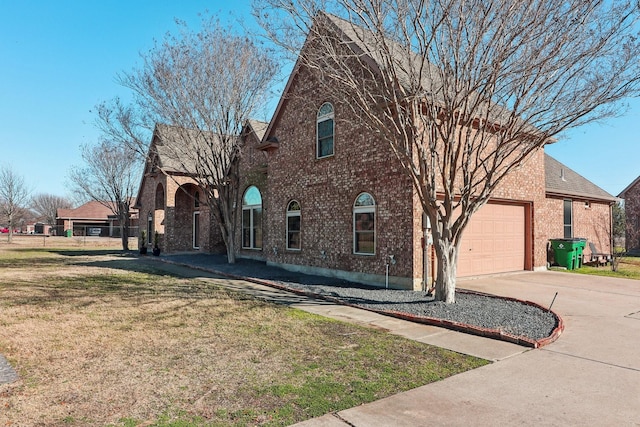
[242,186,263,249]
[147,213,153,245]
[353,192,375,255]
[563,199,573,238]
[316,102,334,158]
[286,200,301,250]
[193,212,200,249]
[155,183,165,209]
[193,192,200,249]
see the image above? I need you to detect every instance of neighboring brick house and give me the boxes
[56,200,138,237]
[618,176,640,251]
[135,121,268,253]
[135,13,615,289]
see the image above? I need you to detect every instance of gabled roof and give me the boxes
[135,121,266,207]
[152,124,213,175]
[545,154,616,202]
[149,122,265,175]
[618,175,640,198]
[263,12,548,145]
[245,120,269,142]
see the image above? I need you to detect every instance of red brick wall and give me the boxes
[238,128,270,260]
[538,196,612,262]
[248,65,418,288]
[137,172,220,254]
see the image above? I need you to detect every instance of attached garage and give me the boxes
[456,203,526,277]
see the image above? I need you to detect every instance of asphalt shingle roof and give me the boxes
[545,154,616,202]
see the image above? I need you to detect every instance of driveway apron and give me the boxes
[301,271,640,426]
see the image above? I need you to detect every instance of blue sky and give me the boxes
[1,1,638,200]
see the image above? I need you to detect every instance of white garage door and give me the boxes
[456,203,525,277]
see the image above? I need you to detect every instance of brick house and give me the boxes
[135,121,267,253]
[56,200,138,237]
[618,176,640,251]
[135,14,615,289]
[238,14,615,288]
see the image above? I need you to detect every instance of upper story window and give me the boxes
[286,200,301,250]
[353,192,376,255]
[316,102,334,158]
[242,186,263,250]
[194,191,200,209]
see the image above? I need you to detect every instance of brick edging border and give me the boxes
[156,257,564,349]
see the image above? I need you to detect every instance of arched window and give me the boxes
[286,200,301,250]
[353,192,375,255]
[155,183,165,210]
[242,186,263,250]
[316,102,334,158]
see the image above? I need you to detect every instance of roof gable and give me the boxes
[545,154,615,202]
[618,175,640,198]
[57,201,116,220]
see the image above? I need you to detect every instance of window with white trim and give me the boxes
[563,199,573,238]
[242,186,263,249]
[316,102,334,158]
[353,192,375,255]
[286,200,301,250]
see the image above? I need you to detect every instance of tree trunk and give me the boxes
[433,238,459,303]
[222,227,236,264]
[7,213,13,243]
[120,224,129,251]
[119,207,130,251]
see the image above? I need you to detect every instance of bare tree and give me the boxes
[94,97,152,161]
[625,195,640,251]
[255,0,640,302]
[31,193,73,228]
[610,201,627,272]
[0,165,31,243]
[69,140,140,250]
[118,15,278,263]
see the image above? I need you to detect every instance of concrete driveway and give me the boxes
[297,271,640,426]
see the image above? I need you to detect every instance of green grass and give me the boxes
[0,247,488,426]
[561,256,640,280]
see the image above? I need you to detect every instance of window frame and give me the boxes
[563,199,573,239]
[286,200,301,251]
[316,102,335,159]
[193,211,200,249]
[242,186,263,250]
[353,192,376,255]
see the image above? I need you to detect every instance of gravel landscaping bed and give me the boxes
[282,283,558,341]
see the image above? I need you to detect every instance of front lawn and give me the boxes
[0,247,487,426]
[565,256,640,280]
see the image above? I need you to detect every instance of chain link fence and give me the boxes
[48,225,139,238]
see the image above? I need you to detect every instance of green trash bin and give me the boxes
[65,229,72,238]
[550,238,585,270]
[574,238,587,269]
